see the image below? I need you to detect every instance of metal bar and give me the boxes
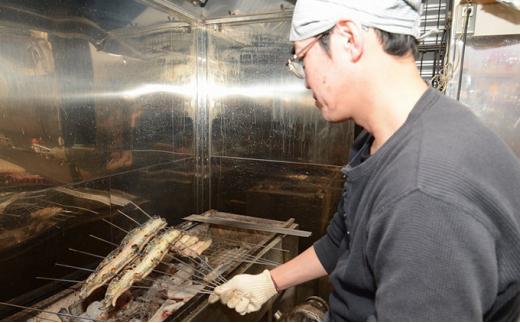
[194,24,210,213]
[110,22,191,39]
[456,5,471,101]
[204,10,293,25]
[51,159,191,195]
[212,155,342,169]
[136,0,200,22]
[183,214,312,237]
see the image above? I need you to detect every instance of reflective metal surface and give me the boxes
[0,0,198,311]
[204,20,353,304]
[206,20,353,254]
[447,35,520,158]
[0,0,354,314]
[208,21,353,165]
[138,0,295,22]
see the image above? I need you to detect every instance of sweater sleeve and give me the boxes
[313,210,347,274]
[366,190,498,321]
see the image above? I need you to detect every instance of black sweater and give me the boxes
[314,88,520,321]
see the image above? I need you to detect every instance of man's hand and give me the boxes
[208,270,278,315]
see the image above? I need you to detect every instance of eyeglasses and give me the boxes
[286,24,368,79]
[286,32,328,79]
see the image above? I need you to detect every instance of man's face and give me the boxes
[293,26,363,123]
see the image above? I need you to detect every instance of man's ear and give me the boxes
[335,20,364,62]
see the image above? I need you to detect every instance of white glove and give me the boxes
[208,270,278,315]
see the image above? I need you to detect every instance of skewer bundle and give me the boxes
[0,205,283,322]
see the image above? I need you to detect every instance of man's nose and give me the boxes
[304,77,310,89]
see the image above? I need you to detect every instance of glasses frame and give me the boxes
[286,24,369,79]
[286,32,328,79]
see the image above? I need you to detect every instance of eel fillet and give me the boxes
[79,217,167,299]
[103,227,181,307]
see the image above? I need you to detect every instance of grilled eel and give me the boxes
[79,217,167,299]
[172,233,199,255]
[103,227,181,308]
[182,239,212,258]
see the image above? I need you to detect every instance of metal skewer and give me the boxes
[55,263,94,272]
[89,234,118,247]
[118,210,141,226]
[101,219,129,234]
[105,214,227,286]
[77,236,222,290]
[36,198,99,215]
[68,248,104,259]
[213,237,289,253]
[0,301,96,322]
[67,248,205,285]
[35,277,150,289]
[35,277,83,284]
[129,201,153,220]
[170,238,228,283]
[163,255,222,288]
[204,246,280,266]
[181,256,227,285]
[169,240,227,284]
[55,263,157,284]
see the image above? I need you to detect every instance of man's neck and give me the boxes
[354,63,428,155]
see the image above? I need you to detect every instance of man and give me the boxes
[209,0,520,321]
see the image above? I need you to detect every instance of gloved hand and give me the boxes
[208,270,278,315]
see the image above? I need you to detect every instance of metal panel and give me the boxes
[447,36,520,157]
[194,25,211,212]
[205,20,353,303]
[0,1,198,310]
[446,1,520,158]
[0,0,354,312]
[207,21,353,165]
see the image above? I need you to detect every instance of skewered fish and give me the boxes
[172,234,197,251]
[182,239,212,258]
[103,228,181,308]
[79,217,167,299]
[172,233,200,256]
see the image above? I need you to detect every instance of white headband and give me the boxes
[290,0,423,41]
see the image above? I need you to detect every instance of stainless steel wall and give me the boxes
[205,19,354,302]
[447,2,520,159]
[206,19,353,247]
[0,0,354,311]
[0,1,198,309]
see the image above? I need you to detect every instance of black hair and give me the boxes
[318,27,418,59]
[372,28,419,59]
